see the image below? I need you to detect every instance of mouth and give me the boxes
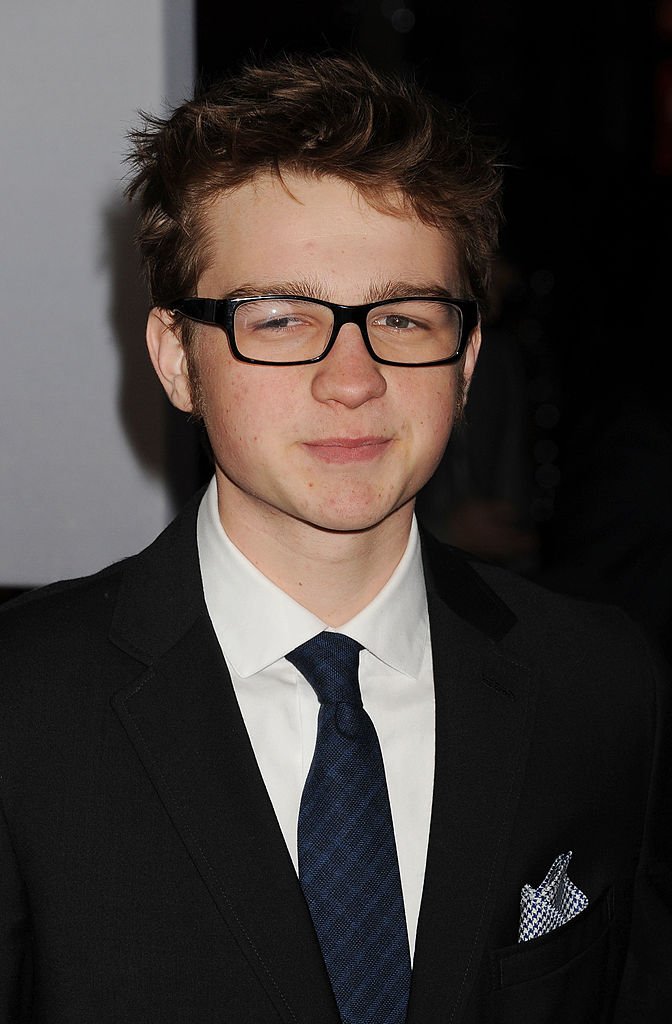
[302,436,393,464]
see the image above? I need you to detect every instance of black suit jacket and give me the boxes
[1,490,670,1023]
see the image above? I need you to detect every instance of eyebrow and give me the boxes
[219,278,459,302]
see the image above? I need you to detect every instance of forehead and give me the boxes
[198,172,462,300]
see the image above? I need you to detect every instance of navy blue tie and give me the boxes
[287,632,411,1024]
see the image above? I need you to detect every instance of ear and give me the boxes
[461,322,481,399]
[146,307,193,413]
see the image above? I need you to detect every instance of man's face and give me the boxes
[160,172,479,540]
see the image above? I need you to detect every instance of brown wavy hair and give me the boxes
[125,51,505,338]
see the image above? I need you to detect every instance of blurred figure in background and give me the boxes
[539,364,672,666]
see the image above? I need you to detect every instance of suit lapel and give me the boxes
[109,494,340,1024]
[406,536,537,1024]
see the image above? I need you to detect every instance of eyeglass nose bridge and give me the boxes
[322,302,378,361]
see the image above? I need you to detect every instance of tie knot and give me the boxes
[286,631,364,706]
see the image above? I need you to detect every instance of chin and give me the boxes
[294,496,411,536]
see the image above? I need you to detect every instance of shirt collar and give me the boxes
[197,476,428,679]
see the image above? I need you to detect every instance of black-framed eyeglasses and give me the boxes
[169,295,479,367]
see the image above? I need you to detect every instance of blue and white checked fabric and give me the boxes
[287,632,411,1024]
[518,850,589,942]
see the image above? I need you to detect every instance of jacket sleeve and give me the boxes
[0,791,32,1021]
[614,636,672,1022]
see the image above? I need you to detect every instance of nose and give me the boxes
[310,323,387,408]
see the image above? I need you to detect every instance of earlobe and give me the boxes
[146,308,194,413]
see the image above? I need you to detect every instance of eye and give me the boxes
[236,299,327,338]
[370,312,426,332]
[253,314,307,332]
[378,314,414,330]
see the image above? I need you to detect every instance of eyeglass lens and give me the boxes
[233,298,462,364]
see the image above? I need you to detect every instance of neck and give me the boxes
[215,482,414,627]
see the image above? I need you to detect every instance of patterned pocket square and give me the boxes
[518,850,588,942]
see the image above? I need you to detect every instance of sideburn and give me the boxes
[454,365,468,423]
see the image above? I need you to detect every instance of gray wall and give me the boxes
[1,0,195,587]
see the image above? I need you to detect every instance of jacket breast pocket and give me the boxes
[489,885,626,1024]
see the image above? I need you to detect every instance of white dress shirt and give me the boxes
[197,477,435,959]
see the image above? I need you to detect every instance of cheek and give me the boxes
[197,363,251,460]
[399,374,460,454]
[199,363,296,468]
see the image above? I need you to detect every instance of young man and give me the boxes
[0,53,669,1023]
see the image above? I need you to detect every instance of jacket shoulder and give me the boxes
[422,525,662,687]
[0,560,127,668]
[470,555,665,689]
[0,486,206,667]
